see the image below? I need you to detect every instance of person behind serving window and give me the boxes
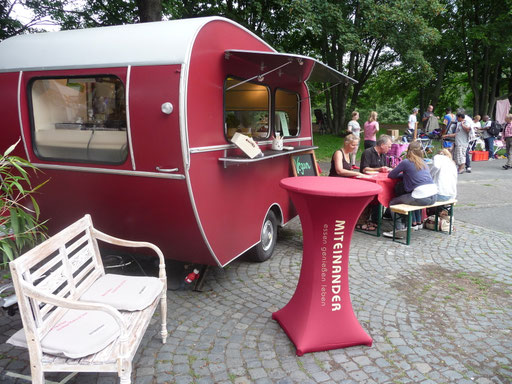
[431,149,457,201]
[359,134,393,174]
[363,111,379,149]
[347,111,361,168]
[384,141,438,236]
[329,134,368,178]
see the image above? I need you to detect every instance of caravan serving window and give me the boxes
[29,76,128,164]
[224,77,270,141]
[275,89,299,137]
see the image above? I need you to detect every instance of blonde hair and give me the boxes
[473,115,481,122]
[439,148,452,160]
[368,111,378,122]
[506,114,512,123]
[351,111,359,118]
[344,133,360,145]
[407,141,426,170]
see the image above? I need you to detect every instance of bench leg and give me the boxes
[160,291,168,344]
[30,368,44,384]
[449,204,454,234]
[119,361,132,384]
[406,213,412,245]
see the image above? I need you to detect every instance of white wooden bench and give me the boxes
[8,214,167,384]
[389,199,457,245]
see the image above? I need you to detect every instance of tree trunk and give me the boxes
[137,0,162,22]
[488,62,500,118]
[430,57,447,109]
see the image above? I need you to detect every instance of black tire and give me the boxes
[248,210,278,262]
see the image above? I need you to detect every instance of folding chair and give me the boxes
[418,137,433,158]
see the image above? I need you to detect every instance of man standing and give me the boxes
[443,112,472,174]
[422,105,434,130]
[359,135,393,173]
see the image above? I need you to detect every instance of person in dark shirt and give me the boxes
[422,104,434,130]
[359,135,393,174]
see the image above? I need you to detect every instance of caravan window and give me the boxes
[275,89,299,137]
[29,76,128,164]
[224,77,270,141]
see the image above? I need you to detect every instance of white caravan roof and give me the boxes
[0,16,270,72]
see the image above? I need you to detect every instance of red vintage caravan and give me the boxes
[0,17,355,267]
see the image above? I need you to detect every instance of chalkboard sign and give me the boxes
[291,150,319,176]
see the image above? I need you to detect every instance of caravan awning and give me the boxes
[224,49,357,84]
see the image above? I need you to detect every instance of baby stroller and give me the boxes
[428,128,442,140]
[387,142,409,168]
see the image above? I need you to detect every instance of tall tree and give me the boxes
[285,0,442,134]
[454,0,512,117]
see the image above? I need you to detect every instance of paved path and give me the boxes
[0,158,511,384]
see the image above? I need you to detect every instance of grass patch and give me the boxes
[313,132,445,163]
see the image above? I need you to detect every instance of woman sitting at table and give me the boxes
[329,134,374,230]
[431,149,457,201]
[329,134,366,178]
[384,141,438,236]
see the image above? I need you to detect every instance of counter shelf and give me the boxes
[218,145,318,168]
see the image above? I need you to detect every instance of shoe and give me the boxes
[457,170,465,174]
[466,168,471,173]
[383,230,405,239]
[413,224,423,231]
[503,165,511,170]
[356,223,376,231]
[488,158,494,161]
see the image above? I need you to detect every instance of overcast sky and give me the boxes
[11,2,60,32]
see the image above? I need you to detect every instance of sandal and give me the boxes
[356,223,377,232]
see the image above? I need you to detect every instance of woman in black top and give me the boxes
[329,134,366,177]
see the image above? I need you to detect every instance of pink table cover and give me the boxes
[360,173,397,207]
[275,176,382,355]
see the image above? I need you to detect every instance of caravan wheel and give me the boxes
[249,211,278,262]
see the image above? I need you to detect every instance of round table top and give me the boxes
[280,176,382,197]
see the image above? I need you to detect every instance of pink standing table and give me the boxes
[274,176,382,355]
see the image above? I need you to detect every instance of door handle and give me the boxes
[156,166,179,173]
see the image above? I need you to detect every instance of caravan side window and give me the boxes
[275,89,300,137]
[29,76,128,164]
[224,77,270,141]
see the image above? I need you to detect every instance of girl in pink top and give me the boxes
[364,111,380,149]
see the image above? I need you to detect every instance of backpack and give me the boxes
[487,121,501,137]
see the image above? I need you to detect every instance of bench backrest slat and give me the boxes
[9,215,105,350]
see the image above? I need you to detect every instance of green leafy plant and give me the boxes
[1,140,48,267]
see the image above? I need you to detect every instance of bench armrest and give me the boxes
[91,228,166,280]
[20,278,126,329]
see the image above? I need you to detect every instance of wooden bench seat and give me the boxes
[389,199,457,245]
[9,214,167,384]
